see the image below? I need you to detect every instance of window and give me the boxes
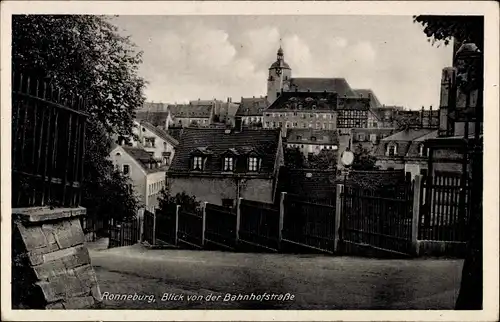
[265,122,270,128]
[123,164,130,175]
[293,122,298,127]
[144,137,155,148]
[387,144,397,157]
[311,136,317,141]
[387,167,395,171]
[248,157,259,171]
[420,144,428,157]
[369,134,377,143]
[192,156,204,170]
[223,157,234,171]
[420,169,428,177]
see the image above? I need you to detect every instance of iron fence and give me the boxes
[204,203,237,250]
[239,199,280,251]
[12,73,88,208]
[282,193,337,253]
[108,217,139,248]
[419,174,472,242]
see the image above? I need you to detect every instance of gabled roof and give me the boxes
[353,89,382,108]
[236,97,268,116]
[288,78,356,97]
[169,128,282,175]
[168,104,213,118]
[167,127,184,141]
[375,128,436,157]
[286,129,339,145]
[121,146,168,174]
[138,121,179,146]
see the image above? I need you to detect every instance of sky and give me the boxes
[112,15,453,110]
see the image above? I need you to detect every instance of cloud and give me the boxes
[113,16,452,109]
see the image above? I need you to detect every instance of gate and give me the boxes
[177,209,204,248]
[282,194,337,254]
[109,217,139,248]
[340,181,414,256]
[204,203,237,250]
[238,199,280,252]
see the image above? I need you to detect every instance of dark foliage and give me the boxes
[157,188,201,214]
[12,15,145,220]
[413,15,484,50]
[352,144,379,171]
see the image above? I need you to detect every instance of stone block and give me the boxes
[46,302,64,309]
[53,219,84,250]
[33,259,68,280]
[91,283,102,302]
[62,296,95,309]
[17,225,47,251]
[36,281,64,303]
[73,264,98,292]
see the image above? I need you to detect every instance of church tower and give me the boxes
[267,45,291,105]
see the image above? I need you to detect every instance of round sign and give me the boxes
[341,150,354,167]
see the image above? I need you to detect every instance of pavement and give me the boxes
[87,241,463,310]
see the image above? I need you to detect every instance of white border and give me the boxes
[1,1,499,321]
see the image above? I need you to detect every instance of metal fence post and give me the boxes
[201,202,207,247]
[278,192,286,250]
[411,175,422,256]
[236,197,242,244]
[175,205,180,246]
[334,184,344,253]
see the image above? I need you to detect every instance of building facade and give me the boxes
[110,145,168,212]
[167,128,284,206]
[167,103,214,128]
[235,96,268,128]
[285,129,339,156]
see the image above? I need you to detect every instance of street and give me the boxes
[89,243,463,310]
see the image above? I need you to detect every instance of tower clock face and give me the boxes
[275,68,282,76]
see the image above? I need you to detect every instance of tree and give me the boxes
[157,188,201,214]
[413,15,484,51]
[12,15,146,220]
[352,144,378,171]
[284,147,305,169]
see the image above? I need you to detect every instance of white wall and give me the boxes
[110,147,147,206]
[146,171,166,212]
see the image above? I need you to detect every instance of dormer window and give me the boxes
[311,136,317,142]
[420,144,428,157]
[192,156,204,170]
[386,143,397,157]
[223,157,234,171]
[248,157,260,172]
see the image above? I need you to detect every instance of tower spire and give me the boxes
[277,39,284,60]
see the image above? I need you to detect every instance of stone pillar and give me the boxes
[12,207,102,309]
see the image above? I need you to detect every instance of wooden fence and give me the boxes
[143,210,155,245]
[12,73,88,208]
[177,209,204,248]
[155,205,177,245]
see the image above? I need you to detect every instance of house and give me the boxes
[167,103,214,127]
[285,129,339,156]
[374,128,438,177]
[167,127,284,206]
[354,88,383,109]
[110,145,168,212]
[129,120,179,167]
[235,96,268,128]
[351,128,396,154]
[135,102,173,130]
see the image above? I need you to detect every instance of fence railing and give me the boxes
[12,73,88,208]
[419,174,472,242]
[143,210,155,245]
[177,209,204,248]
[340,181,414,255]
[238,199,281,251]
[108,217,139,248]
[282,193,337,253]
[204,203,237,250]
[155,205,177,245]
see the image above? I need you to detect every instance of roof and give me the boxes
[121,146,168,174]
[270,60,291,69]
[139,121,179,146]
[353,89,382,108]
[286,129,339,145]
[288,78,356,96]
[267,91,338,111]
[169,128,282,175]
[236,97,268,116]
[168,104,213,118]
[137,102,169,112]
[135,111,170,127]
[380,128,435,142]
[167,127,184,141]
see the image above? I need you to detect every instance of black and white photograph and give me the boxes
[2,1,498,321]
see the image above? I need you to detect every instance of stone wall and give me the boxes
[12,207,101,309]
